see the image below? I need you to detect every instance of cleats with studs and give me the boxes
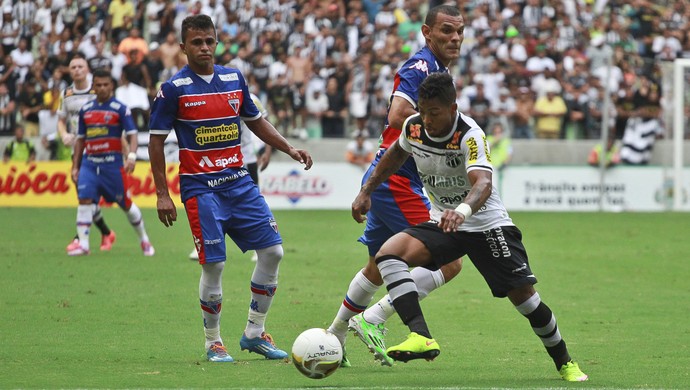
[240,332,288,359]
[559,361,588,382]
[349,313,393,366]
[386,332,440,363]
[100,230,116,251]
[206,341,234,362]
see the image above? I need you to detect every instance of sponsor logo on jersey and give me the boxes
[155,88,165,100]
[184,100,206,108]
[445,151,462,168]
[194,123,239,145]
[109,101,122,110]
[219,73,239,81]
[466,136,479,163]
[482,135,492,163]
[172,77,193,87]
[408,59,429,74]
[409,124,421,138]
[198,154,240,168]
[446,131,461,150]
[86,126,109,138]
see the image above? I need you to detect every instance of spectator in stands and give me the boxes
[0,81,15,136]
[345,129,374,170]
[562,82,589,140]
[347,54,370,140]
[107,0,136,43]
[10,38,33,84]
[0,55,19,99]
[467,82,491,130]
[3,124,35,163]
[487,122,513,172]
[17,81,43,138]
[1,6,19,57]
[533,82,567,139]
[490,87,517,136]
[119,27,149,66]
[321,76,347,138]
[75,0,106,37]
[57,0,80,35]
[620,77,664,165]
[305,86,328,138]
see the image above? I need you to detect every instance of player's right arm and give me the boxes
[149,134,176,227]
[57,90,75,146]
[148,82,178,227]
[387,96,418,130]
[352,138,411,223]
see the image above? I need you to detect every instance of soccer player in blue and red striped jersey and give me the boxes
[70,68,154,257]
[148,15,312,363]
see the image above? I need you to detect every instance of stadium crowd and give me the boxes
[0,0,688,162]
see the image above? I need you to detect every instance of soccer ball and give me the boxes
[291,328,343,379]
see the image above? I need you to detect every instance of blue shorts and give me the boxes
[76,159,131,209]
[359,152,430,256]
[184,178,282,264]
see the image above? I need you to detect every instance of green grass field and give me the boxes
[1,208,688,389]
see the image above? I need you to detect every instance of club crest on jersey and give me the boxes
[410,124,421,138]
[269,218,278,233]
[445,151,462,168]
[228,98,240,115]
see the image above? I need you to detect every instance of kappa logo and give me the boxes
[199,154,240,168]
[408,59,429,74]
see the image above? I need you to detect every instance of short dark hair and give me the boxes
[181,14,216,43]
[425,5,461,26]
[92,68,116,87]
[419,73,456,105]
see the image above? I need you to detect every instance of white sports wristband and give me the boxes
[455,203,472,219]
[127,152,137,162]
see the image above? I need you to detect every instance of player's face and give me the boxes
[69,59,89,82]
[93,76,113,102]
[418,97,457,138]
[181,28,217,74]
[423,13,464,66]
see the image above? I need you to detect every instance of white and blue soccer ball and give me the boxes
[291,328,343,379]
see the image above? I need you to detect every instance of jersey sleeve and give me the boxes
[239,75,261,121]
[121,105,138,135]
[462,128,493,173]
[57,89,67,119]
[397,116,414,153]
[149,81,177,135]
[392,60,429,109]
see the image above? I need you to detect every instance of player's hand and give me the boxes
[70,167,79,184]
[61,133,76,146]
[258,153,271,171]
[124,159,135,173]
[439,209,465,233]
[351,192,371,223]
[288,148,313,170]
[156,195,177,227]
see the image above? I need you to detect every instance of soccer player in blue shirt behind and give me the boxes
[70,68,155,257]
[148,15,313,363]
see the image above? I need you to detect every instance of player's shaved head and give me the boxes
[425,4,462,26]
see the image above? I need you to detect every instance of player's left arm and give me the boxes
[245,118,312,170]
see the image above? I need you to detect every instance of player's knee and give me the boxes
[256,244,283,267]
[362,260,383,285]
[440,258,463,282]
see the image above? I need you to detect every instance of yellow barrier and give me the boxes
[0,162,180,208]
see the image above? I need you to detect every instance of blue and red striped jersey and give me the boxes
[149,65,260,202]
